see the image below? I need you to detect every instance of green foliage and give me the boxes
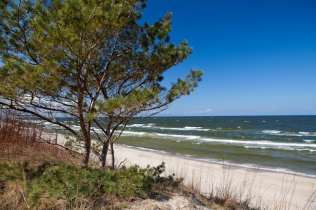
[1,161,179,208]
[64,136,85,155]
[27,162,168,208]
[0,162,23,183]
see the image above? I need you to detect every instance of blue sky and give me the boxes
[142,0,316,116]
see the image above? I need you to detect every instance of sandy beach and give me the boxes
[52,133,316,210]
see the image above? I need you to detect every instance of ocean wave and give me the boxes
[185,126,210,131]
[23,119,45,124]
[216,127,236,130]
[136,147,159,152]
[160,126,210,131]
[126,124,210,131]
[262,130,316,137]
[244,146,316,152]
[156,133,201,140]
[121,131,145,136]
[43,122,63,128]
[304,140,315,143]
[200,138,316,148]
[91,128,103,133]
[244,146,268,149]
[113,128,316,149]
[71,125,81,131]
[126,123,155,128]
[262,130,281,134]
[121,145,169,154]
[120,129,316,149]
[297,149,316,152]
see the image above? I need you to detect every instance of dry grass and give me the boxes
[0,112,80,168]
[0,112,81,209]
[304,188,316,210]
[183,165,260,210]
[164,161,316,210]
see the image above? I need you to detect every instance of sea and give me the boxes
[44,116,316,178]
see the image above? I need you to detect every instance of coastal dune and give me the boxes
[52,133,316,210]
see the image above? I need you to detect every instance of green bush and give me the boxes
[0,161,184,209]
[28,162,167,208]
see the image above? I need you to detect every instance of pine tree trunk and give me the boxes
[111,142,115,169]
[101,139,110,168]
[101,118,112,168]
[81,138,91,168]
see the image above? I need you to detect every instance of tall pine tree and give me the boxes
[0,0,203,168]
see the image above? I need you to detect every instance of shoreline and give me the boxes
[48,131,316,178]
[119,143,316,179]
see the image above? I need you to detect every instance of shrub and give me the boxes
[27,162,171,208]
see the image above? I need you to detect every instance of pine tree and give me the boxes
[0,0,203,168]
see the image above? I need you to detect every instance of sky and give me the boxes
[141,0,316,116]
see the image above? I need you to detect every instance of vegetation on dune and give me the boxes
[0,161,184,209]
[0,112,80,167]
[0,113,184,209]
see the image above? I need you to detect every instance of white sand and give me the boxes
[52,133,316,210]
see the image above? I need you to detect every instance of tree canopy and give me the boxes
[0,0,203,168]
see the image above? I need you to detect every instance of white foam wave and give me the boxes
[244,146,268,149]
[297,149,316,152]
[92,128,103,133]
[42,122,62,128]
[127,124,144,127]
[200,138,316,148]
[262,130,316,137]
[299,132,309,135]
[71,125,81,131]
[156,133,201,140]
[304,140,315,143]
[244,146,316,152]
[121,131,145,136]
[136,147,159,152]
[160,126,209,131]
[23,120,45,124]
[126,123,156,128]
[262,130,281,134]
